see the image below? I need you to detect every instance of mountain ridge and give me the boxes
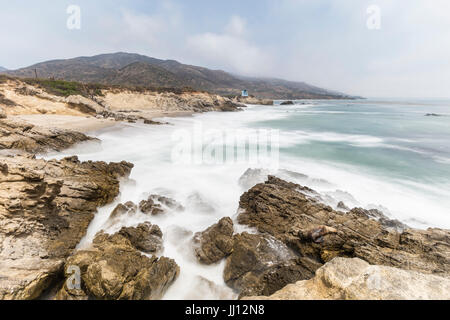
[5,52,353,99]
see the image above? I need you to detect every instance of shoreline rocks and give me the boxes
[119,223,164,254]
[56,230,179,300]
[139,194,184,215]
[244,257,450,300]
[0,155,133,299]
[236,176,450,288]
[193,217,234,265]
[0,118,94,153]
[223,232,321,298]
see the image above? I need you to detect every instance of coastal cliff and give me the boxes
[0,75,245,131]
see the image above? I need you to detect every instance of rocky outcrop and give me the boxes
[238,176,450,278]
[139,194,183,215]
[0,118,93,153]
[118,223,163,254]
[56,230,179,300]
[193,217,234,265]
[109,201,137,220]
[244,258,450,300]
[0,155,133,299]
[223,232,321,298]
[280,101,294,105]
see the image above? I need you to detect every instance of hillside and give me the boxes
[0,67,7,72]
[5,53,352,99]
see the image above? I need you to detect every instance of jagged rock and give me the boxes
[56,231,179,300]
[218,101,244,112]
[143,119,165,125]
[150,194,184,211]
[223,232,321,298]
[139,194,183,215]
[193,217,234,264]
[119,222,163,254]
[139,202,161,215]
[238,176,450,278]
[245,258,450,300]
[0,118,94,153]
[109,201,137,219]
[139,198,162,215]
[0,155,133,299]
[349,207,408,231]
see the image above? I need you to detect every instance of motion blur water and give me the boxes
[49,98,450,299]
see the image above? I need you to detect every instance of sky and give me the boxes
[1,0,449,98]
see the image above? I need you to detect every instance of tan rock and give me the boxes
[57,231,179,300]
[245,258,450,300]
[118,222,163,254]
[0,118,93,153]
[193,217,234,264]
[224,232,321,298]
[238,176,450,277]
[0,155,133,299]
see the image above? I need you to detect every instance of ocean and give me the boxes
[51,98,450,299]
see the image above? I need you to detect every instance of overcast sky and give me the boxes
[1,0,449,97]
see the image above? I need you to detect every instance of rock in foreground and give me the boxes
[119,222,164,254]
[57,230,179,300]
[244,258,450,300]
[193,217,234,265]
[223,232,321,298]
[238,176,450,278]
[139,194,183,215]
[0,155,133,299]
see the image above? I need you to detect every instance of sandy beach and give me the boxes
[12,115,118,133]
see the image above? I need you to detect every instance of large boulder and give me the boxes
[245,258,450,300]
[193,217,234,264]
[238,176,450,277]
[224,232,321,298]
[0,118,94,153]
[0,155,133,299]
[56,230,179,300]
